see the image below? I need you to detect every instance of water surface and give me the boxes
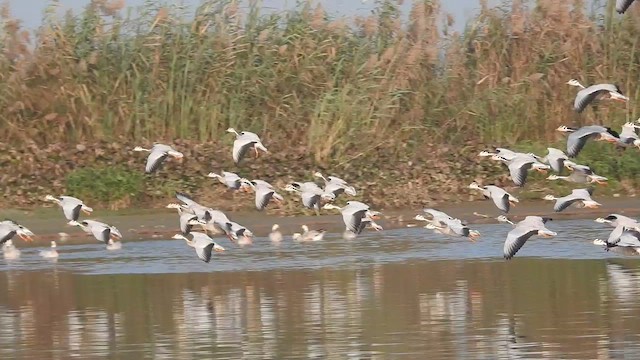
[1,218,639,359]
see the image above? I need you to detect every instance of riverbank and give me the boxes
[4,196,637,247]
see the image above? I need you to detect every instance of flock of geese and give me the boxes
[2,2,640,262]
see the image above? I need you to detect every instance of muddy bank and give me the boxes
[4,196,637,247]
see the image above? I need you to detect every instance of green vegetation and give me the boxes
[66,166,144,208]
[0,0,638,210]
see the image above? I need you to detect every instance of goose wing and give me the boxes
[255,186,275,211]
[566,126,603,158]
[179,212,197,234]
[503,217,548,259]
[617,0,636,14]
[617,230,640,248]
[301,191,320,209]
[63,203,83,222]
[89,223,111,243]
[507,158,533,187]
[145,148,169,173]
[191,234,215,263]
[232,137,257,164]
[553,194,583,212]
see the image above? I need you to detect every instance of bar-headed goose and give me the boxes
[207,170,246,191]
[226,128,268,164]
[547,160,607,185]
[2,240,20,260]
[543,188,601,212]
[468,182,519,213]
[0,220,34,245]
[617,122,640,148]
[39,241,59,259]
[314,172,357,197]
[133,143,184,173]
[323,201,382,237]
[566,79,628,113]
[241,179,284,211]
[166,204,207,235]
[69,220,123,244]
[284,181,335,215]
[415,210,480,242]
[493,153,550,187]
[541,147,569,173]
[292,225,326,242]
[503,216,556,260]
[44,195,93,224]
[172,232,225,263]
[595,214,639,229]
[556,125,620,158]
[269,224,283,243]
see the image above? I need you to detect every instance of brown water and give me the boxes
[1,219,640,359]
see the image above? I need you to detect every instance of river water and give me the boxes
[1,218,639,359]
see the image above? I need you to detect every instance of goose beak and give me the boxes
[213,244,226,252]
[82,208,92,215]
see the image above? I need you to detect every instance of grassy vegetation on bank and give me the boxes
[0,0,639,211]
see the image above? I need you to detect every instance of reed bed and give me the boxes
[0,0,639,209]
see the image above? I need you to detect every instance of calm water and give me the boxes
[1,218,639,359]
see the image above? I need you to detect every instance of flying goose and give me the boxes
[314,172,357,197]
[172,232,225,263]
[541,147,569,173]
[616,0,636,14]
[323,201,382,237]
[284,181,335,215]
[44,195,93,223]
[478,148,543,162]
[546,161,608,185]
[39,241,59,259]
[503,216,556,260]
[166,204,206,235]
[227,221,254,246]
[171,193,235,237]
[543,188,601,212]
[566,79,628,113]
[415,211,480,242]
[226,128,268,164]
[595,214,639,229]
[133,143,184,173]
[468,182,519,213]
[593,224,640,255]
[2,240,20,260]
[241,179,284,211]
[556,125,620,158]
[0,220,34,245]
[269,224,283,243]
[69,220,123,244]
[617,122,640,148]
[207,171,246,191]
[493,153,550,187]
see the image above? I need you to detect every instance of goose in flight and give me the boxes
[556,125,620,158]
[39,241,59,259]
[479,148,543,162]
[416,209,480,241]
[543,188,601,212]
[207,171,247,191]
[69,220,123,244]
[468,182,519,213]
[169,194,238,240]
[44,195,94,223]
[284,181,335,215]
[541,147,569,173]
[133,144,184,173]
[323,201,382,237]
[0,220,34,245]
[241,179,284,211]
[226,128,268,164]
[503,216,556,260]
[617,122,640,148]
[595,214,639,229]
[314,172,357,197]
[616,0,636,14]
[566,79,628,113]
[227,221,254,246]
[2,240,20,260]
[547,161,608,185]
[166,204,206,235]
[493,153,550,187]
[172,232,225,263]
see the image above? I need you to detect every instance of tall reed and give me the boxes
[0,0,638,166]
